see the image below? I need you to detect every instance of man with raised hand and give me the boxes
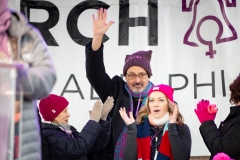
[85,8,154,160]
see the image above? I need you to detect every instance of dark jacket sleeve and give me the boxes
[168,123,192,160]
[44,120,102,158]
[123,122,137,160]
[85,42,119,102]
[200,120,240,158]
[37,109,49,160]
[89,116,112,154]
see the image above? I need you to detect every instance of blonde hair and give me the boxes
[136,97,184,126]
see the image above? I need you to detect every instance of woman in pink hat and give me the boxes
[119,84,192,160]
[39,94,114,160]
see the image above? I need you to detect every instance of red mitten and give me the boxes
[194,99,218,123]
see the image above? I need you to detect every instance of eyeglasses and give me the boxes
[126,73,148,80]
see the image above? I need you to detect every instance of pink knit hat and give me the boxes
[148,84,174,102]
[213,152,231,160]
[39,94,69,121]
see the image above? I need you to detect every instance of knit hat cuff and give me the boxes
[123,59,152,76]
[148,84,174,102]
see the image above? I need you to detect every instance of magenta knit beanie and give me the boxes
[39,94,69,121]
[123,50,152,76]
[148,84,174,102]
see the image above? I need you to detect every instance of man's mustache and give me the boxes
[132,83,143,87]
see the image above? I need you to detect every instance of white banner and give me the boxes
[9,0,240,156]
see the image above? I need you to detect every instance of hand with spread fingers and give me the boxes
[194,99,218,124]
[101,96,114,120]
[92,8,114,38]
[169,101,178,123]
[90,100,103,122]
[119,107,135,125]
[91,8,114,51]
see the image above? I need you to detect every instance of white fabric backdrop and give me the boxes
[9,0,240,156]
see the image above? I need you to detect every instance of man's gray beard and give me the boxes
[132,88,144,93]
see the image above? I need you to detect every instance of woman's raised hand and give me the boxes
[119,107,135,125]
[169,101,178,123]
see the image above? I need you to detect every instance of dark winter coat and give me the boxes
[200,106,240,160]
[42,118,111,160]
[85,42,135,160]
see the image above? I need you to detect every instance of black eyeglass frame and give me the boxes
[126,73,148,80]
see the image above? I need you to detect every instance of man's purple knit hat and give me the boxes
[123,50,152,77]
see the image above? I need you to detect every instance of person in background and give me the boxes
[85,8,154,160]
[0,0,56,159]
[194,75,240,159]
[39,94,114,160]
[119,84,192,160]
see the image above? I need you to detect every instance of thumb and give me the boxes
[194,109,199,116]
[106,21,115,29]
[92,14,96,23]
[129,111,134,119]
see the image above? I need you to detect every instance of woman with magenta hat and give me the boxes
[39,94,114,160]
[119,84,192,160]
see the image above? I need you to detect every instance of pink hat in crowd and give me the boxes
[148,84,174,102]
[39,94,69,121]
